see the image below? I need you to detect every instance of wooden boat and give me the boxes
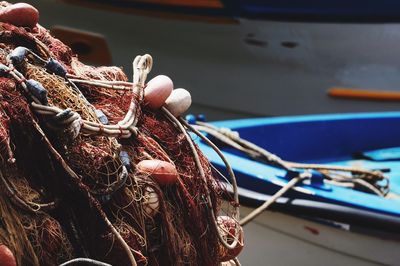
[194,112,400,265]
[26,0,400,119]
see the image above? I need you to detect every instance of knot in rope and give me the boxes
[1,49,158,140]
[132,54,152,99]
[31,102,82,139]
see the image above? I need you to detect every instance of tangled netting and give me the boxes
[0,5,241,266]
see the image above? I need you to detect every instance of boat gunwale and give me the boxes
[235,184,400,236]
[195,112,400,221]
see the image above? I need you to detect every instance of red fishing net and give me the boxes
[0,2,242,266]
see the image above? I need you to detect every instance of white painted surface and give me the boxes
[28,0,400,119]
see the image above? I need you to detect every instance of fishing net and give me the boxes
[0,2,242,266]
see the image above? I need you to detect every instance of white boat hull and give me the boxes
[26,0,400,120]
[239,205,399,266]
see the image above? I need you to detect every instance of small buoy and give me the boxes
[46,58,67,77]
[144,75,173,109]
[185,114,196,125]
[119,150,131,170]
[0,244,17,266]
[196,114,206,122]
[26,79,48,105]
[95,109,109,125]
[142,186,159,217]
[0,3,39,28]
[137,159,178,185]
[9,47,27,65]
[164,88,192,117]
[217,216,244,262]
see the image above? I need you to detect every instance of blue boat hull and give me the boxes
[196,112,400,264]
[240,0,400,21]
[196,112,400,234]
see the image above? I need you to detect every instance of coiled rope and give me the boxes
[1,47,153,139]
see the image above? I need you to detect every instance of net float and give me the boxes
[0,3,39,28]
[137,159,178,185]
[142,186,160,217]
[217,216,244,262]
[0,244,16,266]
[164,88,192,117]
[144,75,173,109]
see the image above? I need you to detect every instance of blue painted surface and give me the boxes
[362,147,400,161]
[70,0,400,21]
[240,0,400,19]
[195,112,400,217]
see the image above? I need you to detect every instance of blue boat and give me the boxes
[194,112,400,265]
[239,0,400,21]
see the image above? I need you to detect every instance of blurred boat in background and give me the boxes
[27,0,400,119]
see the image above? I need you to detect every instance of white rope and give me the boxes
[117,55,152,128]
[180,119,240,214]
[2,53,154,140]
[162,108,242,251]
[60,258,112,266]
[240,172,310,226]
[68,78,132,91]
[193,121,390,225]
[193,122,388,189]
[66,74,135,86]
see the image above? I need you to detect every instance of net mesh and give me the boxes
[0,3,236,265]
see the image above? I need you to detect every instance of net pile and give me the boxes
[0,2,242,266]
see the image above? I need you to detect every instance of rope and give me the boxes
[0,169,56,213]
[162,108,242,251]
[195,124,290,170]
[31,119,138,266]
[180,118,240,210]
[233,258,242,266]
[117,54,151,130]
[239,172,310,226]
[193,122,389,196]
[60,258,112,266]
[68,78,133,90]
[192,120,391,225]
[66,74,135,86]
[0,49,154,139]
